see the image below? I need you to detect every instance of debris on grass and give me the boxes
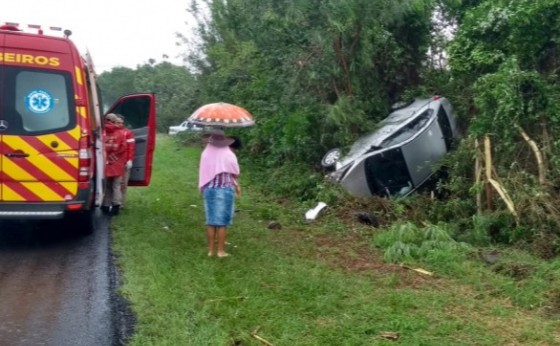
[205,296,247,303]
[305,202,327,221]
[378,331,399,340]
[481,249,501,264]
[401,264,434,276]
[354,211,379,227]
[251,326,275,346]
[267,221,282,230]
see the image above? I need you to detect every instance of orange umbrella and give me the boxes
[188,102,255,128]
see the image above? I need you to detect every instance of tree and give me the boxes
[98,62,200,132]
[98,67,137,109]
[447,0,560,246]
[184,0,437,163]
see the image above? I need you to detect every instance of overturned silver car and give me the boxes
[322,96,459,198]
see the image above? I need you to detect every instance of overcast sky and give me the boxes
[3,0,196,72]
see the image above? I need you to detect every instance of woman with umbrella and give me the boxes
[192,103,254,257]
[198,130,239,257]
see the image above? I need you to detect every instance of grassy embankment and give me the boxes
[112,135,560,345]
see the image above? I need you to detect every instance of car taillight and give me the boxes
[78,136,91,182]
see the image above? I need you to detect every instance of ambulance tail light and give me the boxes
[78,136,92,182]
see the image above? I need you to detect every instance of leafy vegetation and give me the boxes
[98,62,199,133]
[113,137,560,345]
[101,0,560,262]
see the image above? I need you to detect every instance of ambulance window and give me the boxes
[7,69,75,135]
[110,96,150,129]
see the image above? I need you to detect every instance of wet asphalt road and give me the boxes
[0,212,132,346]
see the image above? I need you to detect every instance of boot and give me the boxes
[110,205,121,216]
[101,206,111,214]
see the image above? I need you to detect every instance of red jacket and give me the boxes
[123,127,135,162]
[104,122,127,177]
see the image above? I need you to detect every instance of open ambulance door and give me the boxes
[105,93,156,186]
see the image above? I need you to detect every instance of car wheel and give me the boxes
[321,148,341,169]
[67,208,97,236]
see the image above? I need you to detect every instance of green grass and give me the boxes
[112,136,560,345]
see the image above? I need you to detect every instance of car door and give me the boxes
[105,93,156,186]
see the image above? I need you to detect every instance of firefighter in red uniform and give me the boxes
[115,114,135,208]
[101,113,127,216]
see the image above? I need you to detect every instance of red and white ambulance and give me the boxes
[0,23,156,234]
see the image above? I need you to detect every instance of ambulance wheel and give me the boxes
[68,208,96,236]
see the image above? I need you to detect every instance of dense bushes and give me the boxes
[104,0,560,257]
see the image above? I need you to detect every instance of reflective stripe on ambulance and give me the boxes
[1,128,80,202]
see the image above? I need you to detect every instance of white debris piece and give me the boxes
[305,202,327,221]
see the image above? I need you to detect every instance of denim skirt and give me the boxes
[203,187,235,226]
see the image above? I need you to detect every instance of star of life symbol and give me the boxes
[25,89,53,114]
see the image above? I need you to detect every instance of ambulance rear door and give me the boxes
[0,31,5,200]
[105,93,156,186]
[0,65,79,203]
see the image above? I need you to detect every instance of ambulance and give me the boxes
[0,23,156,234]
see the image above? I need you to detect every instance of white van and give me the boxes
[168,120,203,135]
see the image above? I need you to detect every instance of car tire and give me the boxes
[321,148,342,169]
[67,208,96,236]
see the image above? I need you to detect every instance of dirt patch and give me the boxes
[313,234,386,271]
[492,262,535,280]
[311,233,441,289]
[531,233,560,260]
[544,288,560,318]
[444,287,557,345]
[330,197,395,226]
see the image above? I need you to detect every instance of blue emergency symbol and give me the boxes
[25,89,54,114]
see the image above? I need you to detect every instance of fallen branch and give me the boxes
[251,326,275,346]
[516,125,546,186]
[481,136,518,224]
[488,178,519,224]
[484,136,494,210]
[474,138,482,214]
[401,264,433,276]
